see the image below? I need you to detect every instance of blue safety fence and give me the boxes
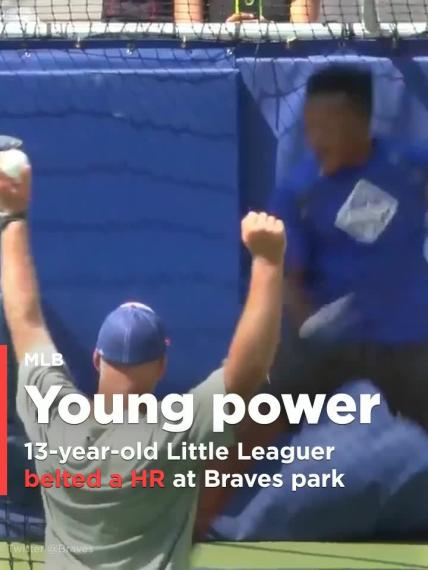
[2,42,428,542]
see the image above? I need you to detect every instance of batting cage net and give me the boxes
[1,0,428,569]
[0,0,425,40]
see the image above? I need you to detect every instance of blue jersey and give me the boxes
[270,138,428,343]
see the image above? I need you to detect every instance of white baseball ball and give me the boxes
[0,148,30,181]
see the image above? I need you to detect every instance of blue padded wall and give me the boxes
[0,48,241,396]
[3,43,428,542]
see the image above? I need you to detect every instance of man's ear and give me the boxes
[93,349,101,372]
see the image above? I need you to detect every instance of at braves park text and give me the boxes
[25,385,381,430]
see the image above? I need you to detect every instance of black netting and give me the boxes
[0,496,45,568]
[0,0,425,41]
[0,3,427,569]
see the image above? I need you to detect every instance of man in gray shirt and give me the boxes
[0,160,285,569]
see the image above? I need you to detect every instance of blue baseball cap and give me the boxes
[96,302,168,365]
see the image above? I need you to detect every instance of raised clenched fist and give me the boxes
[241,211,286,264]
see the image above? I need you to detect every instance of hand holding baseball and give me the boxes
[241,211,286,265]
[0,162,31,214]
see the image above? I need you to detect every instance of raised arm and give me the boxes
[224,211,285,401]
[194,212,285,538]
[0,166,51,361]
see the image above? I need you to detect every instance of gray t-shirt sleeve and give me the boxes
[16,343,76,441]
[185,368,235,448]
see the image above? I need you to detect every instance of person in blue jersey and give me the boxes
[267,64,428,429]
[195,65,428,538]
